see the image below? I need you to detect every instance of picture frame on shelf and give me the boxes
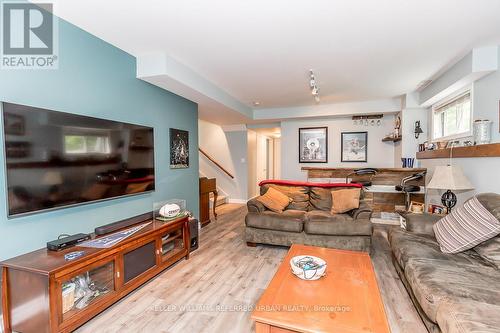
[298,127,328,163]
[409,201,424,214]
[341,132,367,162]
[428,203,447,215]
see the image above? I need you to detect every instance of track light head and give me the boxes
[308,69,320,103]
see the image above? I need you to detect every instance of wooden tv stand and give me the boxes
[1,216,190,333]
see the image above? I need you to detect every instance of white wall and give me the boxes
[401,107,429,165]
[421,45,500,205]
[247,130,257,198]
[256,133,268,193]
[247,130,273,197]
[280,116,397,180]
[198,120,248,201]
[274,138,282,179]
[473,46,500,142]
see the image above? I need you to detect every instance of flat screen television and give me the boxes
[2,102,155,217]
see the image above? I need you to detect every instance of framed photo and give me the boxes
[4,113,25,136]
[341,132,367,162]
[169,128,189,169]
[298,127,328,163]
[428,204,447,215]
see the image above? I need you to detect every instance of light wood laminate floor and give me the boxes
[2,204,427,333]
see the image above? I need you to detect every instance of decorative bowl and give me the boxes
[290,255,327,280]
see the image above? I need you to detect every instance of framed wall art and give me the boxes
[170,128,189,169]
[298,127,328,163]
[341,132,367,162]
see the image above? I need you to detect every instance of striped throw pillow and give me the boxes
[433,196,500,253]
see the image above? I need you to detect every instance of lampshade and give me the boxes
[426,165,474,191]
[41,171,63,186]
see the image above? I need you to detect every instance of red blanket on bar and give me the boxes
[258,180,362,188]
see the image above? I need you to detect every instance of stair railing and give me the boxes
[198,148,235,179]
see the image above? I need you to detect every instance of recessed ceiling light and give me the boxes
[252,101,260,106]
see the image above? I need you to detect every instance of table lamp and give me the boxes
[426,165,474,213]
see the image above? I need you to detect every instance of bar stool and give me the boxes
[395,172,426,211]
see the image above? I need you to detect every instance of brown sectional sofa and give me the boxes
[389,193,500,333]
[245,181,373,252]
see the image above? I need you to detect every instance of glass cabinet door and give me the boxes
[159,228,185,262]
[60,259,115,321]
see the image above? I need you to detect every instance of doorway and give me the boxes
[247,127,281,198]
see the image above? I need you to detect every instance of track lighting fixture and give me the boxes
[309,70,320,103]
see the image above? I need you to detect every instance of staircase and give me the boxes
[199,171,229,209]
[199,148,233,210]
[210,192,228,208]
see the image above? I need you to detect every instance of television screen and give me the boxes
[2,102,155,217]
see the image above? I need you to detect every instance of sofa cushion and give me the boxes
[404,257,500,322]
[433,196,500,253]
[388,229,485,271]
[402,213,441,236]
[304,210,372,236]
[256,187,292,213]
[245,210,305,233]
[436,300,500,333]
[310,186,362,211]
[330,188,360,214]
[260,184,309,211]
[474,235,500,269]
[477,192,500,221]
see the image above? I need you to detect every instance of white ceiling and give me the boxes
[51,0,500,112]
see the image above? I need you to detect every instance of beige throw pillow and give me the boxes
[331,188,360,214]
[433,196,500,254]
[256,187,291,213]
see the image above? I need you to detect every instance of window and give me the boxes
[64,134,111,155]
[433,91,471,140]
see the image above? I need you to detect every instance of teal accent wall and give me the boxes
[0,15,199,260]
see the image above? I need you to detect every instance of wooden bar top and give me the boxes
[302,167,426,187]
[1,216,187,276]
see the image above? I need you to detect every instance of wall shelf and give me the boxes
[416,143,500,159]
[382,136,401,142]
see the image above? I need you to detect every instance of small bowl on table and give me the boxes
[290,255,327,280]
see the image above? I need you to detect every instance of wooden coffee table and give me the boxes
[252,244,390,333]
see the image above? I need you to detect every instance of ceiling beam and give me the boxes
[419,46,498,107]
[136,53,253,123]
[253,98,402,121]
